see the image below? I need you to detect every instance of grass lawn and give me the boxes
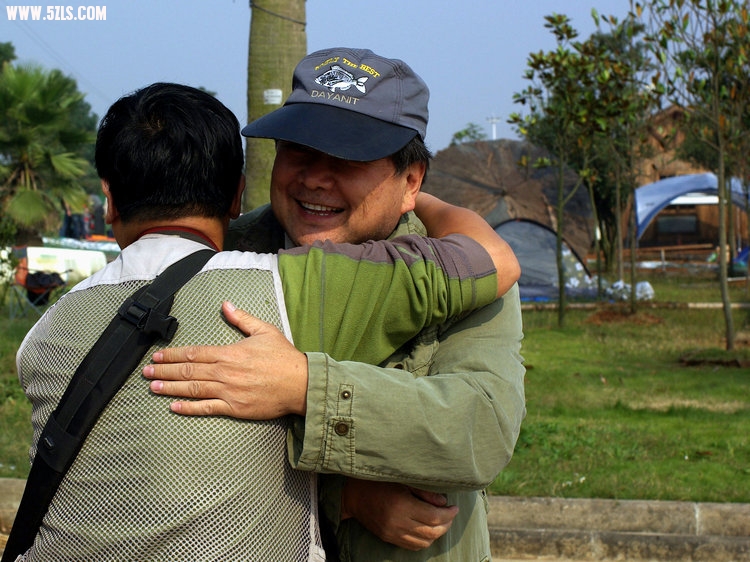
[491,270,750,503]
[1,267,749,503]
[0,314,36,478]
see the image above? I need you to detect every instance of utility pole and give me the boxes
[487,114,501,140]
[246,0,306,210]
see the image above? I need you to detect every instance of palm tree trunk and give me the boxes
[245,0,306,211]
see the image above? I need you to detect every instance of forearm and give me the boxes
[289,287,526,491]
[282,234,498,363]
[414,193,520,297]
[295,361,522,490]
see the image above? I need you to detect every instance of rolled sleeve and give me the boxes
[290,352,358,474]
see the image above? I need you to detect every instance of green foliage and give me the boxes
[0,59,97,241]
[512,11,661,293]
[0,216,18,304]
[450,122,487,146]
[635,0,750,349]
[0,315,35,478]
[509,13,623,324]
[511,2,749,338]
[0,215,17,248]
[0,42,16,68]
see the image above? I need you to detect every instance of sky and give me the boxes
[3,0,632,153]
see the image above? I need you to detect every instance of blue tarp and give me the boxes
[635,173,749,239]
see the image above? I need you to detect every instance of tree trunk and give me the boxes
[245,0,307,211]
[628,192,637,315]
[615,174,624,284]
[728,198,736,275]
[556,164,567,328]
[717,158,735,350]
[745,186,750,297]
[587,179,603,300]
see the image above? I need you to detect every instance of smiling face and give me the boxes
[270,142,425,246]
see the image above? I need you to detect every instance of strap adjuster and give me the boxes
[118,298,179,341]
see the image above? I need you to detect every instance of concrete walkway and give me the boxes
[2,478,749,560]
[488,496,750,561]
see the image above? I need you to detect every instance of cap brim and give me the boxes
[241,103,418,161]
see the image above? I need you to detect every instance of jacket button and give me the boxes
[341,390,351,400]
[334,422,349,436]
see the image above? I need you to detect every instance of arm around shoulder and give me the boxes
[414,193,520,297]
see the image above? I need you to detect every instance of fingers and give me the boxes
[148,378,209,398]
[148,378,240,418]
[150,344,220,367]
[408,500,458,550]
[383,501,459,551]
[409,487,449,507]
[221,301,269,337]
[143,354,214,384]
[143,303,306,420]
[342,479,458,551]
[147,379,223,414]
[405,499,458,531]
[149,303,267,367]
[169,398,230,417]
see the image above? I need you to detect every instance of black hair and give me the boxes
[95,82,244,223]
[390,135,433,181]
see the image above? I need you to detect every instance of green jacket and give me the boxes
[227,207,526,562]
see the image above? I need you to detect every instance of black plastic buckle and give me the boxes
[118,298,179,341]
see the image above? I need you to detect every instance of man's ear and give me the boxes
[230,176,246,219]
[399,161,426,215]
[101,180,118,224]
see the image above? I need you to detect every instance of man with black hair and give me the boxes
[13,82,518,561]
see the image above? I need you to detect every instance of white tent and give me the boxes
[634,173,749,239]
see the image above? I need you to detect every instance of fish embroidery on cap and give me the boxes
[315,66,368,94]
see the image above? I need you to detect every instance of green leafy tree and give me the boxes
[665,7,750,282]
[450,122,487,146]
[245,0,306,210]
[0,40,19,286]
[0,41,16,67]
[512,11,664,317]
[0,63,95,243]
[586,9,661,310]
[509,14,613,325]
[637,0,750,350]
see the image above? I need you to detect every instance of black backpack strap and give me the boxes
[2,249,214,562]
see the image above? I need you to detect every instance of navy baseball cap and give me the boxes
[241,47,429,161]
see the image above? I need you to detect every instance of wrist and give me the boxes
[290,351,309,416]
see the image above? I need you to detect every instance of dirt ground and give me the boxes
[584,309,664,326]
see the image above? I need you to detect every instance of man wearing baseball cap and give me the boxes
[149,48,526,561]
[243,47,429,162]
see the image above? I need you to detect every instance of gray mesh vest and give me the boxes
[17,253,325,561]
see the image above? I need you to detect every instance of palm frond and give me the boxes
[4,188,53,226]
